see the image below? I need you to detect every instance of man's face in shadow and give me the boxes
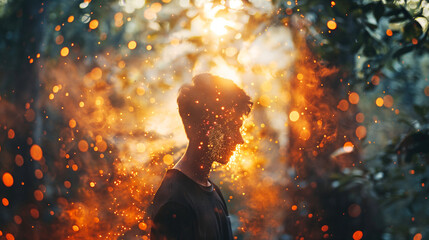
[207,117,244,165]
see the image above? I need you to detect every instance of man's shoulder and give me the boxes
[153,170,191,204]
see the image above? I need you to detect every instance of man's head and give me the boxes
[177,73,252,164]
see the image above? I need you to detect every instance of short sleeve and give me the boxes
[150,201,196,240]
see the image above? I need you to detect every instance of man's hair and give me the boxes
[177,73,252,139]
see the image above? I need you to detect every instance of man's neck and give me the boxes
[173,141,213,187]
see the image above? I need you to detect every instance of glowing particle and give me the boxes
[7,129,15,139]
[69,119,77,128]
[30,208,39,219]
[0,198,9,206]
[78,140,89,152]
[337,99,349,111]
[136,87,145,96]
[353,230,363,240]
[67,16,75,22]
[64,181,71,188]
[144,8,156,20]
[289,111,300,122]
[15,154,24,166]
[375,97,384,107]
[163,154,174,165]
[321,225,328,232]
[49,93,54,100]
[355,126,367,139]
[118,60,126,68]
[5,233,15,240]
[386,29,393,36]
[72,225,79,232]
[34,169,43,179]
[55,25,61,31]
[60,47,69,57]
[343,141,354,153]
[55,35,64,45]
[89,67,102,80]
[413,233,422,240]
[72,164,79,171]
[34,190,43,201]
[383,95,393,108]
[331,1,335,6]
[96,140,107,152]
[95,96,104,106]
[299,129,311,141]
[327,20,337,30]
[291,205,298,211]
[146,45,152,51]
[371,75,380,85]
[30,144,43,161]
[412,38,418,45]
[128,40,137,50]
[348,92,359,104]
[79,101,85,108]
[348,204,361,218]
[297,73,304,80]
[356,113,364,123]
[14,215,22,224]
[139,222,148,231]
[89,181,96,187]
[52,85,59,93]
[2,198,9,206]
[89,19,99,29]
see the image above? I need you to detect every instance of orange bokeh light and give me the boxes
[289,111,300,122]
[337,99,349,111]
[413,233,422,240]
[30,144,43,161]
[355,126,367,139]
[89,19,99,29]
[386,29,393,36]
[2,172,14,187]
[355,112,364,123]
[348,92,359,104]
[78,140,89,152]
[5,233,15,240]
[7,129,15,139]
[2,198,9,206]
[69,118,77,128]
[67,16,74,22]
[383,95,393,108]
[353,230,363,240]
[343,141,354,153]
[128,40,137,50]
[60,47,69,57]
[375,97,384,107]
[321,225,329,232]
[34,190,44,201]
[327,20,337,30]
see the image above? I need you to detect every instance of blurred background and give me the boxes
[0,0,428,239]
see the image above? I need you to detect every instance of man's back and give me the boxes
[150,169,233,240]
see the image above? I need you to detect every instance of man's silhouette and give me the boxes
[150,73,252,240]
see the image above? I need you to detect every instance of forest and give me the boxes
[0,0,428,239]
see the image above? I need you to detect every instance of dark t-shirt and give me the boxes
[149,169,233,240]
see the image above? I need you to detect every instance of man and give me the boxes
[150,73,252,240]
